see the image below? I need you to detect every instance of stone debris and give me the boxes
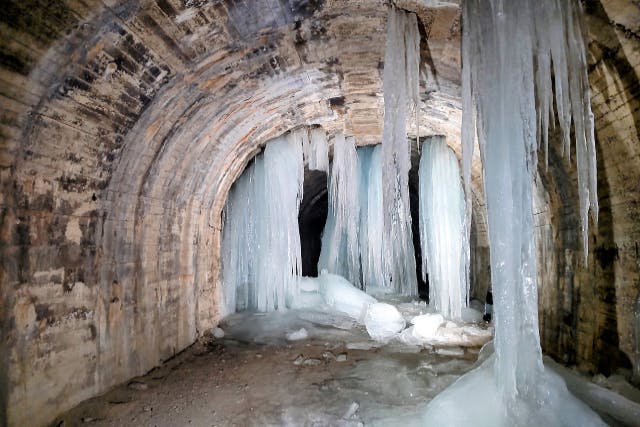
[322,351,336,360]
[212,327,225,339]
[128,381,148,391]
[286,328,309,341]
[293,355,305,365]
[336,353,348,362]
[342,401,359,420]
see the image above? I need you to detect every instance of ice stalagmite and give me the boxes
[381,7,419,296]
[221,133,304,314]
[358,145,385,292]
[419,136,467,320]
[318,133,361,288]
[425,0,602,425]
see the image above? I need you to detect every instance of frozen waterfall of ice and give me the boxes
[381,7,419,297]
[425,0,603,425]
[221,133,304,314]
[318,133,362,288]
[419,136,468,320]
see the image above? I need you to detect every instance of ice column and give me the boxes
[424,0,601,424]
[221,133,304,314]
[381,7,420,296]
[358,145,385,291]
[318,133,361,287]
[419,136,467,320]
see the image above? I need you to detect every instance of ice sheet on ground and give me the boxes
[545,357,640,426]
[422,355,606,427]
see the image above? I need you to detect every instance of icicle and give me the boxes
[221,134,304,313]
[308,127,330,172]
[419,136,467,320]
[358,145,385,292]
[381,7,419,296]
[425,0,602,424]
[318,133,361,288]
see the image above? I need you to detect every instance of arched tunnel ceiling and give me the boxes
[3,0,478,245]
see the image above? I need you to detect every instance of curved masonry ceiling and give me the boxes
[0,0,639,426]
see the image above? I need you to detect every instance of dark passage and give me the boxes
[298,169,328,276]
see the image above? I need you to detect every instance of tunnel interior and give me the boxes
[1,0,639,426]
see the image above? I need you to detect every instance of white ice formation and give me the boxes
[320,144,389,294]
[364,302,406,342]
[419,136,468,320]
[381,7,420,296]
[221,132,304,314]
[425,0,602,425]
[318,133,362,288]
[358,145,386,292]
[307,127,330,172]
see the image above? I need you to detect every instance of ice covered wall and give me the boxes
[222,133,304,313]
[419,136,467,320]
[425,0,603,424]
[318,133,361,287]
[381,7,420,296]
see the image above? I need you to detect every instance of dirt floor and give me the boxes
[55,326,481,427]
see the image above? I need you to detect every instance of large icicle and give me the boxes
[419,136,467,320]
[307,127,330,172]
[358,145,385,292]
[318,133,361,288]
[425,0,602,425]
[381,7,419,296]
[221,133,304,314]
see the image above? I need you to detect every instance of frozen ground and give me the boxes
[56,306,639,427]
[56,309,482,427]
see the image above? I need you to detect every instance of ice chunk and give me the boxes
[411,313,445,339]
[286,328,308,341]
[460,307,483,324]
[419,136,468,320]
[363,302,406,342]
[212,327,225,339]
[318,271,377,320]
[342,402,360,420]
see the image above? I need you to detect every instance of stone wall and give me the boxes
[534,0,640,379]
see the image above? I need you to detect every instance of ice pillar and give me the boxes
[419,136,467,320]
[381,7,420,296]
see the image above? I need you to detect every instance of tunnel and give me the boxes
[0,0,639,426]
